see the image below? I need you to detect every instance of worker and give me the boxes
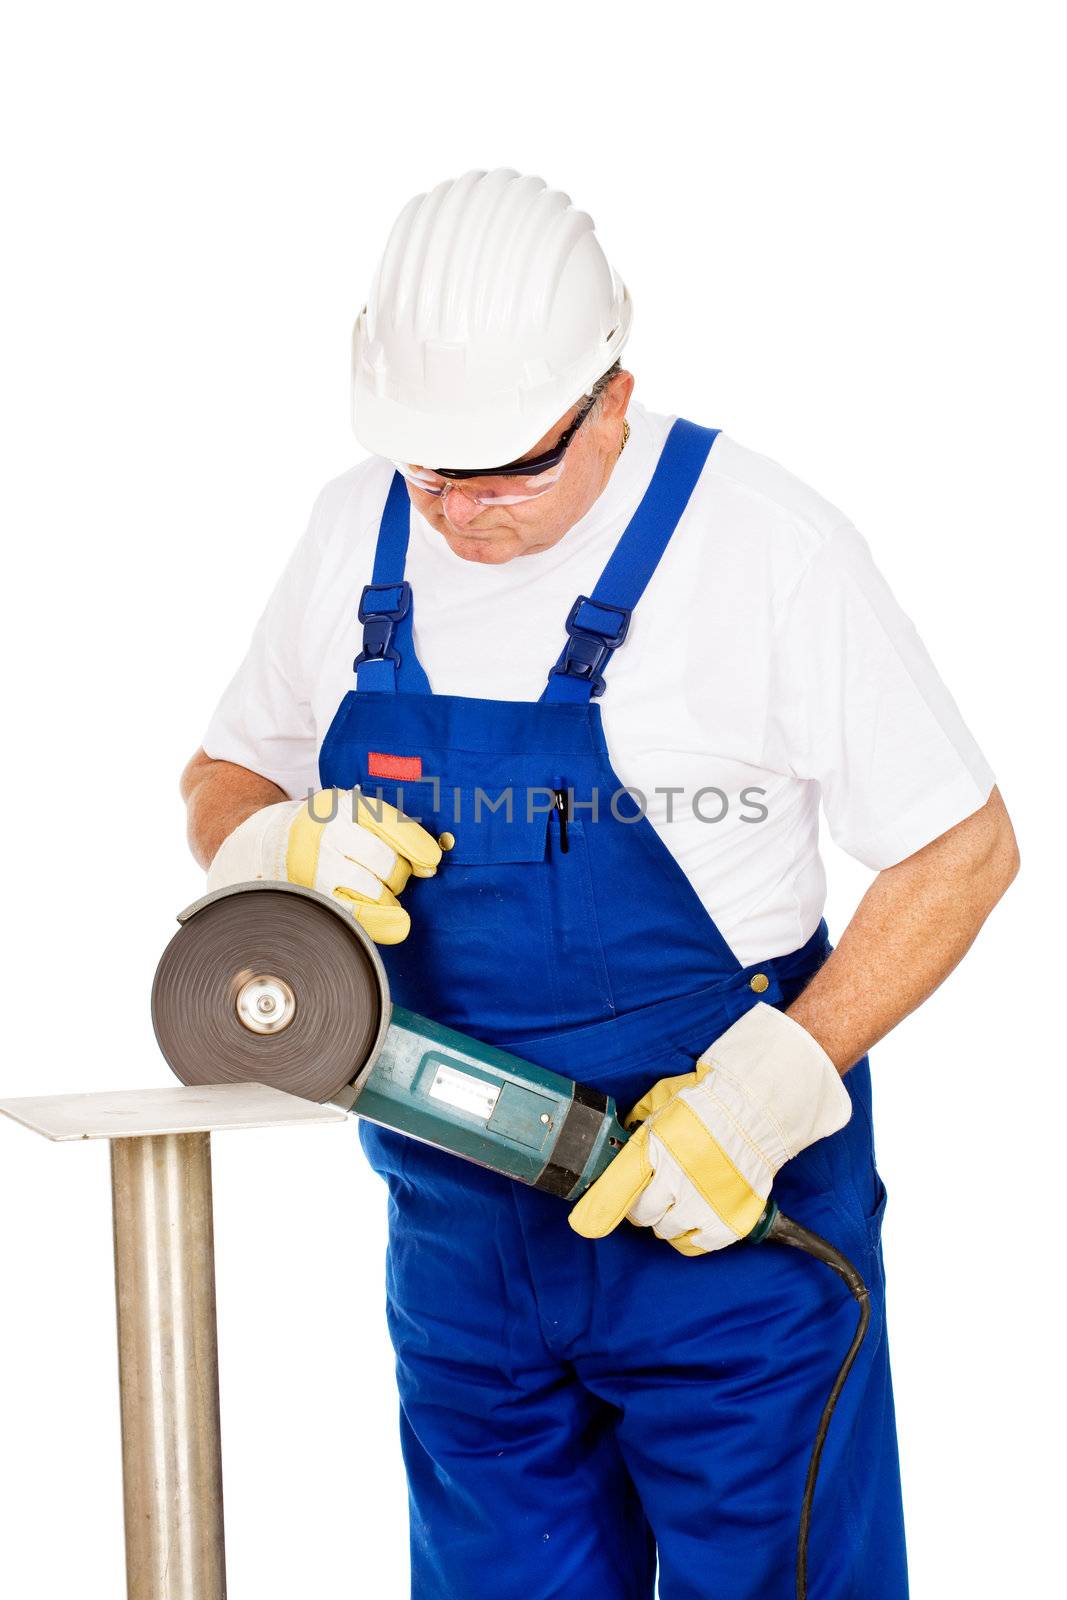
[182,169,1018,1599]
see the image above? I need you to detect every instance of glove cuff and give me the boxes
[697,1002,851,1159]
[205,800,297,890]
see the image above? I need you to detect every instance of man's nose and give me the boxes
[441,485,482,528]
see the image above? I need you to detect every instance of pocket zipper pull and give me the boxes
[553,789,570,855]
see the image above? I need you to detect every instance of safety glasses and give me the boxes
[397,394,597,506]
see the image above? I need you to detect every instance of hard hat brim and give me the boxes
[351,293,632,471]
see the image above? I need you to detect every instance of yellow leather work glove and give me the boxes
[569,1004,851,1255]
[206,789,441,944]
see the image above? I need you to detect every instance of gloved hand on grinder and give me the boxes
[206,789,441,944]
[569,1003,851,1255]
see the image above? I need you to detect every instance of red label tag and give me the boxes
[368,751,423,781]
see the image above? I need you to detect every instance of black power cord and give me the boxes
[768,1211,872,1600]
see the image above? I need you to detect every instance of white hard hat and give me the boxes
[351,169,632,470]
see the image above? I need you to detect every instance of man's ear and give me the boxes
[602,369,635,423]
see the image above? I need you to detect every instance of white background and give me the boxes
[0,3,1063,1595]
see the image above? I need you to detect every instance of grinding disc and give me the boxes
[152,883,388,1105]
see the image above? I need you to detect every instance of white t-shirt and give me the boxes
[203,402,994,966]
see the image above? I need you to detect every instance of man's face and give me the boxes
[406,371,635,565]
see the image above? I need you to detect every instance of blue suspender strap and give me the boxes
[542,419,720,703]
[354,472,431,694]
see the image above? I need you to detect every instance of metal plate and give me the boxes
[152,884,388,1105]
[0,1083,347,1141]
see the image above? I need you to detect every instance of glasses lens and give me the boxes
[398,458,567,505]
[399,465,448,495]
[469,461,567,504]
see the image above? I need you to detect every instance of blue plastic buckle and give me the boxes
[354,581,412,670]
[556,596,632,697]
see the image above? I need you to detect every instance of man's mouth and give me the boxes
[440,521,506,539]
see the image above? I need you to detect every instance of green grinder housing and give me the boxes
[151,882,630,1200]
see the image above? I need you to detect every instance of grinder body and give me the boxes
[152,882,629,1201]
[349,1007,628,1199]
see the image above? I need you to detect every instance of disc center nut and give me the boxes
[235,974,297,1035]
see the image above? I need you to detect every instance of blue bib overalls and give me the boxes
[319,423,908,1598]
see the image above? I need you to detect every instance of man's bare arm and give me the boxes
[180,748,287,870]
[788,786,1019,1072]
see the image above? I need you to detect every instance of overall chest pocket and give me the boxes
[362,754,616,1037]
[360,750,558,866]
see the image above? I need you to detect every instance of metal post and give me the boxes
[110,1132,227,1600]
[1,1081,345,1596]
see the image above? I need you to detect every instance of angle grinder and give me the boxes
[151,878,867,1600]
[152,880,647,1206]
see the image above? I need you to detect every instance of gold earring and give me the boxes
[618,419,630,457]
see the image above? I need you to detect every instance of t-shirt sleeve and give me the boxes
[201,495,327,800]
[770,523,995,869]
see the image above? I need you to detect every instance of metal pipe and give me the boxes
[110,1132,227,1600]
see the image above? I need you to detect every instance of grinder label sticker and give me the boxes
[428,1063,502,1122]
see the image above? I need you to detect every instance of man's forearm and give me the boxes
[180,748,287,869]
[787,786,1019,1072]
